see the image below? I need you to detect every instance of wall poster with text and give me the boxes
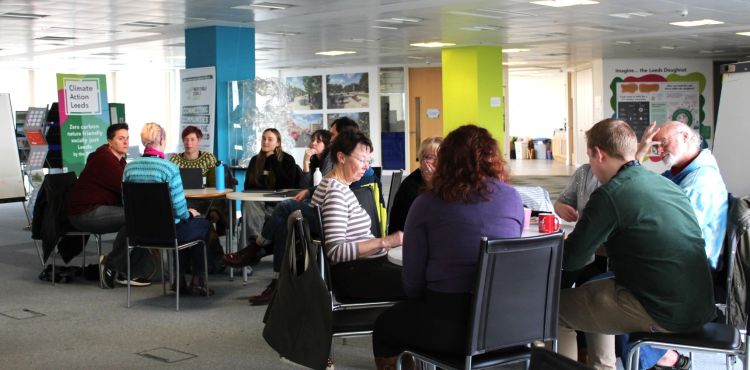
[180,67,216,153]
[56,73,110,175]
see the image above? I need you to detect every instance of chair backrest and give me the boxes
[466,233,564,355]
[352,185,382,238]
[385,170,403,228]
[122,182,178,246]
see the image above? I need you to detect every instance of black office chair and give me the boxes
[385,170,403,230]
[31,171,102,285]
[122,182,208,311]
[396,233,564,370]
[625,194,749,370]
[529,347,593,370]
[310,204,396,365]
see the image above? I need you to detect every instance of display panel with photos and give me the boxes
[327,112,370,137]
[286,75,323,110]
[289,113,323,148]
[326,73,369,109]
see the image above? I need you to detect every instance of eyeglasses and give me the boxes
[348,154,373,166]
[654,132,683,149]
[421,154,437,162]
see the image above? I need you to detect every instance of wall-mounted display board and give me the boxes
[0,93,28,203]
[713,61,750,196]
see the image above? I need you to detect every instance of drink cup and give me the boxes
[523,207,532,230]
[538,213,560,233]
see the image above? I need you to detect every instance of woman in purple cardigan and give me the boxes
[372,124,524,369]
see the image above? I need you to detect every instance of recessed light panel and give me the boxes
[315,50,356,56]
[531,0,599,8]
[411,42,456,48]
[670,19,724,27]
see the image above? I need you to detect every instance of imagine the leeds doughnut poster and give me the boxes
[326,73,369,109]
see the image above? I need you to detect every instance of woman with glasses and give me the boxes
[312,130,405,301]
[387,136,442,234]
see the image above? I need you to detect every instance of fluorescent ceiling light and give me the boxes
[660,45,676,50]
[0,12,48,19]
[460,25,502,31]
[315,50,356,56]
[266,31,301,36]
[341,38,377,43]
[616,40,632,45]
[411,42,456,48]
[609,11,653,19]
[669,19,724,27]
[737,32,750,36]
[390,17,422,23]
[503,61,528,65]
[503,48,530,53]
[531,0,599,8]
[233,2,294,10]
[372,25,398,30]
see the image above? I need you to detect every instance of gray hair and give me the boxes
[667,121,701,151]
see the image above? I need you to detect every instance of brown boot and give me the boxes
[374,356,397,370]
[249,279,277,305]
[223,241,267,267]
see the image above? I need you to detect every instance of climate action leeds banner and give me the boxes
[56,73,110,175]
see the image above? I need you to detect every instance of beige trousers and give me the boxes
[558,278,669,370]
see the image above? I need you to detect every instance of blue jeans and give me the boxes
[174,217,210,274]
[263,199,317,272]
[618,334,667,370]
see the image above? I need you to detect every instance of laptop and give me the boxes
[180,168,204,189]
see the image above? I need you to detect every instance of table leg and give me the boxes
[228,198,235,281]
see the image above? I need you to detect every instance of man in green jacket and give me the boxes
[558,118,715,370]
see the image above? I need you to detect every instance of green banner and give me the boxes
[56,74,110,175]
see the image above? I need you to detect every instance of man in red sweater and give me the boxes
[67,123,150,289]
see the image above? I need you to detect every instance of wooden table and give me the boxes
[225,190,300,282]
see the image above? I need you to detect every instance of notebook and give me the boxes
[180,168,204,189]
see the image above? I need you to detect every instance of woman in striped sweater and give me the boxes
[311,130,404,300]
[123,122,213,296]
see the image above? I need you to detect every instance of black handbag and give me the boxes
[263,210,332,370]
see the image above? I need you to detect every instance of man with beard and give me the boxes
[629,120,728,370]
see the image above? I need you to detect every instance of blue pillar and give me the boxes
[185,26,254,164]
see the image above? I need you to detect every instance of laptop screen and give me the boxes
[179,168,204,189]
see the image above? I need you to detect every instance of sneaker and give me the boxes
[99,256,115,289]
[115,274,152,287]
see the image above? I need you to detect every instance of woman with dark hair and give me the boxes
[372,124,524,369]
[300,129,332,187]
[170,125,217,178]
[242,128,298,244]
[312,130,404,301]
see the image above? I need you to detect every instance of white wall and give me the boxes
[507,71,567,139]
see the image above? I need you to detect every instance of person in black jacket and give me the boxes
[387,136,442,234]
[242,128,298,241]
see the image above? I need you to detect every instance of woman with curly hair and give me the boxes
[371,124,524,369]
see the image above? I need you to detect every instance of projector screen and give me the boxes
[0,93,27,203]
[714,68,750,197]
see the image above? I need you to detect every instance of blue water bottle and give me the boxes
[215,161,225,191]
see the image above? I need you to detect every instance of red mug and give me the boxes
[538,213,560,233]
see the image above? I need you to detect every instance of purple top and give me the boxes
[402,178,524,297]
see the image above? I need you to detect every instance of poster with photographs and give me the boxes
[288,113,323,148]
[328,112,370,137]
[326,73,369,109]
[286,75,323,110]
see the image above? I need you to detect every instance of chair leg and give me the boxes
[160,250,166,296]
[126,245,131,308]
[81,234,86,269]
[203,243,209,297]
[51,245,57,286]
[175,249,180,311]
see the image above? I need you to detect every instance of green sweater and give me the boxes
[564,165,715,331]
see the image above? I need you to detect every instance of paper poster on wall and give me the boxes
[287,75,322,110]
[326,73,369,109]
[288,114,323,148]
[56,73,110,175]
[180,67,216,153]
[616,81,699,139]
[328,112,370,137]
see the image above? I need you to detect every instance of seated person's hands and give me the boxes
[188,208,201,218]
[293,189,309,202]
[554,201,579,222]
[382,231,403,251]
[635,121,660,159]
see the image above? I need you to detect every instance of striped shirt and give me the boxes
[311,177,381,264]
[123,156,189,223]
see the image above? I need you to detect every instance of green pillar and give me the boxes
[441,46,505,149]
